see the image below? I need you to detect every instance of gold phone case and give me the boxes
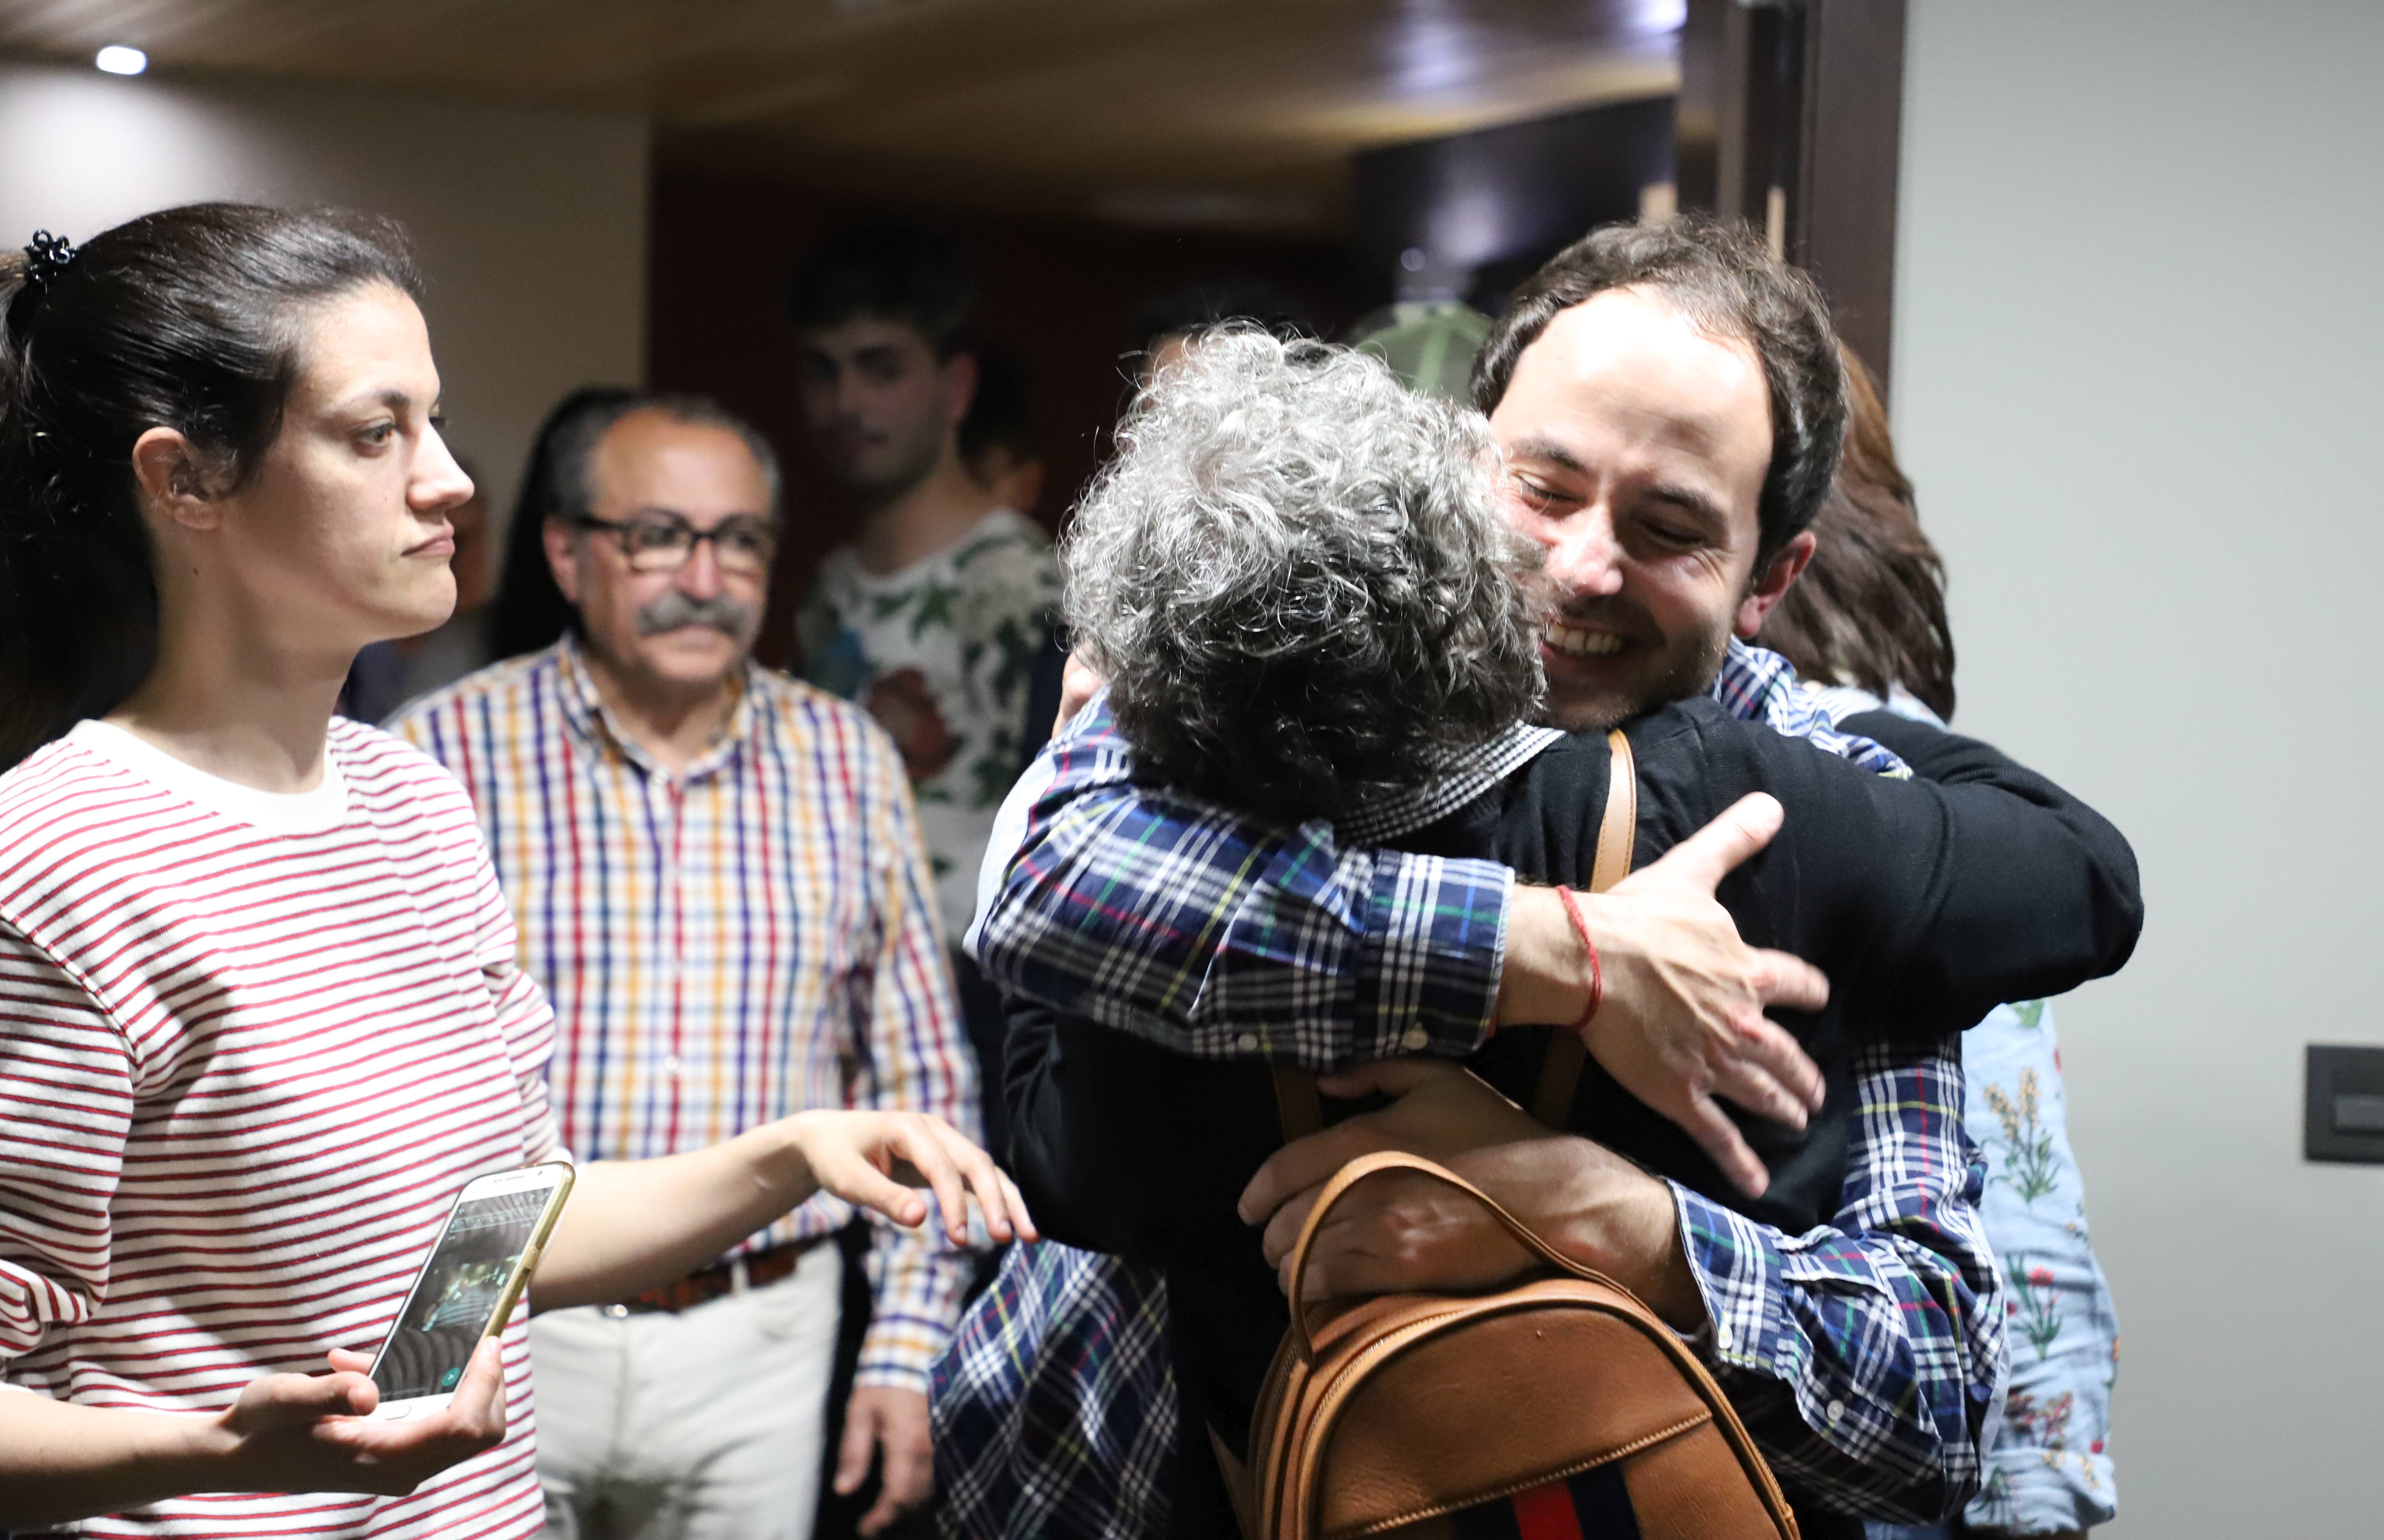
[477,1160,578,1343]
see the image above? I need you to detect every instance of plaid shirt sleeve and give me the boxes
[1674,1040,2008,1523]
[967,702,1513,1071]
[1712,639,1910,777]
[852,734,983,1393]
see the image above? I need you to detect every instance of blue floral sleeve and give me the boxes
[1958,999,2120,1533]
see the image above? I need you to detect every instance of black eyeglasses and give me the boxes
[576,513,778,576]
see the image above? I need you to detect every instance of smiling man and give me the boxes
[390,393,980,1540]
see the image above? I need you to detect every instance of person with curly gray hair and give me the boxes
[1062,327,1542,828]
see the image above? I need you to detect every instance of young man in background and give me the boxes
[790,221,1060,1160]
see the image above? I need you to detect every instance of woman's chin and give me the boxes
[373,575,459,641]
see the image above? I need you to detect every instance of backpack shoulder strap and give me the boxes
[1528,727,1636,1128]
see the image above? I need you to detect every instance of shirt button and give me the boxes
[1236,1032,1259,1051]
[1400,1027,1429,1051]
[665,1055,682,1078]
[1827,1399,1846,1423]
[603,1303,630,1319]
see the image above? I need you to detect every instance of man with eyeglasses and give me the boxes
[389,393,979,1540]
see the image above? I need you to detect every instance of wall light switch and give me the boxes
[2306,1045,2384,1163]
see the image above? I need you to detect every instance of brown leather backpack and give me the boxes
[1222,730,1800,1540]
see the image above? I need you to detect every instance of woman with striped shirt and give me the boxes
[0,205,1031,1539]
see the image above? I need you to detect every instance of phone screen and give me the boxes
[372,1182,554,1402]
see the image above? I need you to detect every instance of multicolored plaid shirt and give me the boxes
[952,641,2000,1525]
[391,638,978,1392]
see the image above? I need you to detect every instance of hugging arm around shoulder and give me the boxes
[1667,702,2143,1041]
[968,704,1516,1073]
[974,699,2143,1068]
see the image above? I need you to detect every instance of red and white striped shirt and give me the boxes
[0,718,562,1538]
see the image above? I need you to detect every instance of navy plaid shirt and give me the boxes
[943,643,1999,1531]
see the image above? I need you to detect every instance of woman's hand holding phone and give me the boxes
[784,1109,1037,1246]
[211,1339,506,1496]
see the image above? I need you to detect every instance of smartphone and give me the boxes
[367,1161,575,1420]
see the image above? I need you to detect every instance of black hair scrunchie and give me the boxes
[20,230,78,292]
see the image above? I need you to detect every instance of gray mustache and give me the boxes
[636,589,757,638]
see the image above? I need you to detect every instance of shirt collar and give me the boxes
[1338,720,1565,845]
[554,633,760,782]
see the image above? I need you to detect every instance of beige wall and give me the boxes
[1894,2,2384,1531]
[0,60,648,528]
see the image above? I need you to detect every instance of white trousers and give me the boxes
[530,1243,843,1540]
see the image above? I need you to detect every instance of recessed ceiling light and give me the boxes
[95,45,148,76]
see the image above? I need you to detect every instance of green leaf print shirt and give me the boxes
[797,508,1062,946]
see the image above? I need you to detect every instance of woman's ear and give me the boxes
[130,426,224,532]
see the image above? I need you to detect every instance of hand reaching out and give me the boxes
[785,1109,1037,1247]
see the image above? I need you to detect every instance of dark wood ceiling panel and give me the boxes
[3,0,1681,230]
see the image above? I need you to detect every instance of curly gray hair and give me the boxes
[1063,327,1544,826]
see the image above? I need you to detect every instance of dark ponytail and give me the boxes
[0,202,422,768]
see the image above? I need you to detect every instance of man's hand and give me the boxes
[835,1385,933,1536]
[1502,792,1831,1198]
[220,1339,507,1496]
[1236,1060,1705,1330]
[1238,1059,1543,1239]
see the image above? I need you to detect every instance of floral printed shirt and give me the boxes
[1960,998,2121,1533]
[798,507,1061,944]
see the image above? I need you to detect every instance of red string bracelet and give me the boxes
[1552,885,1603,1032]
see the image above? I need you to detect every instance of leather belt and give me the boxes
[606,1237,822,1317]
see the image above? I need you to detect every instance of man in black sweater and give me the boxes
[971,221,2139,1535]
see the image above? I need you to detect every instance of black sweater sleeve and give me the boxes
[1004,996,1283,1265]
[1675,704,2143,1041]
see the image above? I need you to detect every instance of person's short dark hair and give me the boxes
[487,388,781,659]
[1133,280,1316,354]
[958,348,1037,476]
[787,218,974,360]
[1473,215,1847,563]
[0,202,421,766]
